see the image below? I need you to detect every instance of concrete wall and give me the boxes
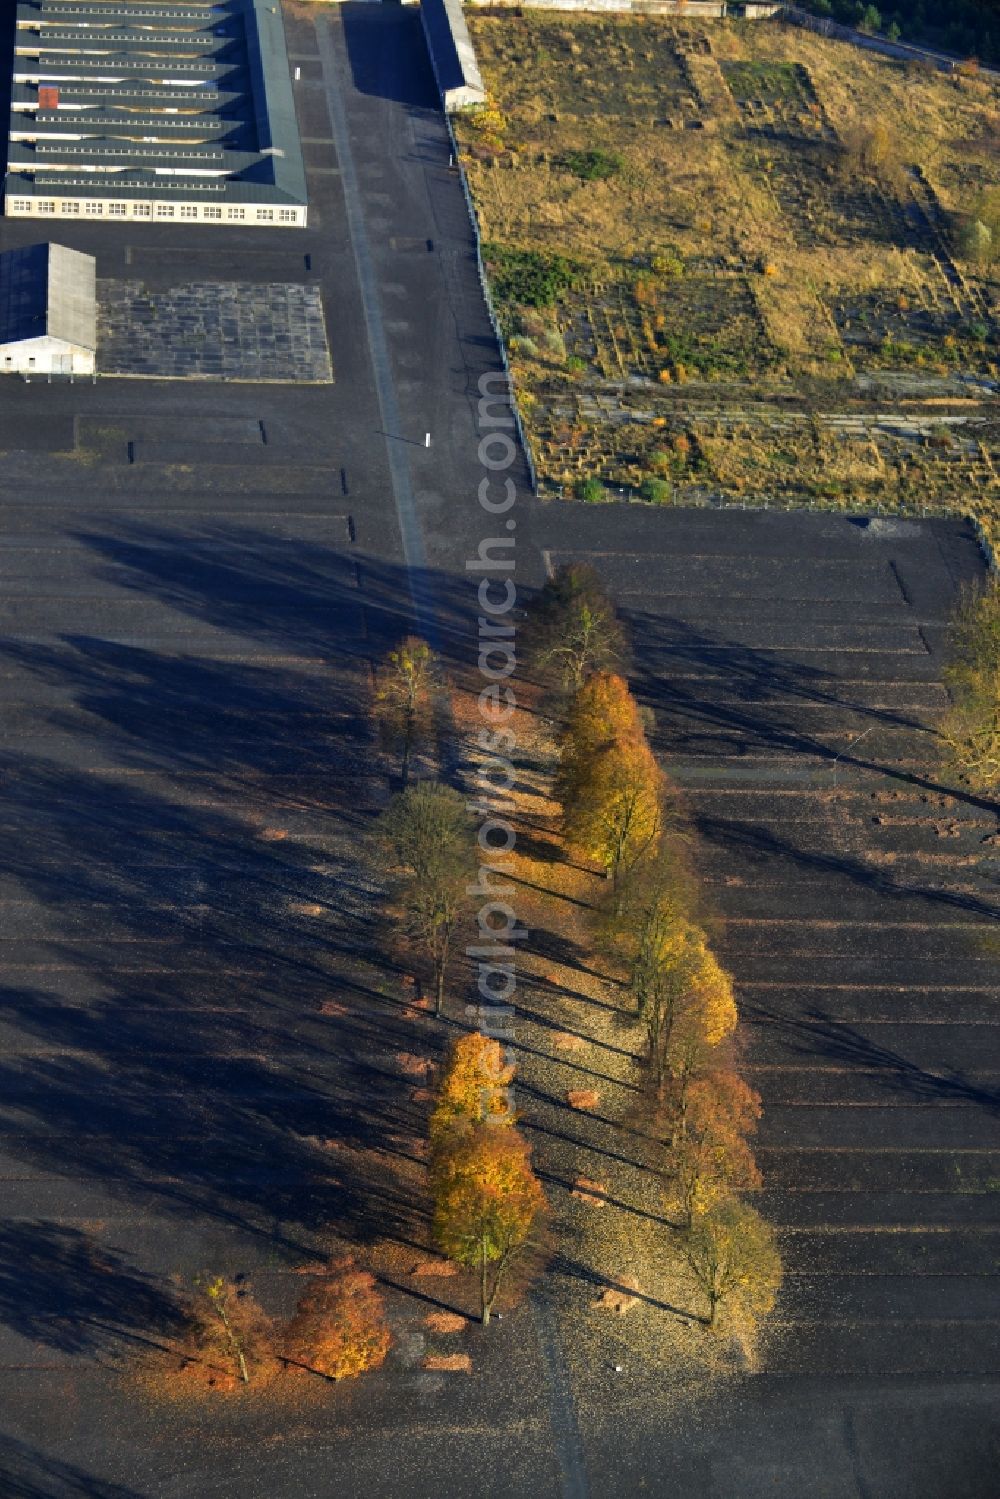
[3,194,306,227]
[466,0,727,12]
[781,4,998,74]
[0,335,94,376]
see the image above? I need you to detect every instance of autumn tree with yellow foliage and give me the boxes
[620,894,737,1095]
[557,673,663,893]
[431,1125,546,1326]
[430,1031,516,1150]
[661,941,737,1099]
[684,1200,782,1329]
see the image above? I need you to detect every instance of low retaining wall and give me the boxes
[441,117,539,493]
[465,0,727,12]
[781,5,998,77]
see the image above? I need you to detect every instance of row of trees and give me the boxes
[369,566,780,1332]
[175,1261,391,1389]
[369,642,549,1326]
[368,634,473,1015]
[539,565,781,1330]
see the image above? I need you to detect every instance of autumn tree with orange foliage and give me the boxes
[177,1275,274,1389]
[557,673,663,893]
[284,1257,390,1380]
[625,905,737,1094]
[431,1125,546,1325]
[671,1071,762,1228]
[679,1068,761,1156]
[430,1031,516,1151]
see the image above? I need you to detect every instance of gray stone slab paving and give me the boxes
[96,280,333,383]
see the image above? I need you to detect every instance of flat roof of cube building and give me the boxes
[5,0,307,208]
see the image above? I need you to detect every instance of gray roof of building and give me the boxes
[5,0,307,208]
[421,0,486,101]
[22,1,222,16]
[0,242,97,349]
[11,80,238,107]
[12,54,242,80]
[4,169,300,205]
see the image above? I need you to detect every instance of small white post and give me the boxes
[424,432,431,448]
[294,65,301,81]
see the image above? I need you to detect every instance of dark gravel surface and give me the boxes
[0,5,996,1497]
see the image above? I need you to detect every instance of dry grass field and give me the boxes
[456,15,1000,547]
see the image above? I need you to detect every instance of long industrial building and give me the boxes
[4,0,308,226]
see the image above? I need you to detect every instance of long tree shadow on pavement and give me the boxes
[0,1437,144,1499]
[749,1004,1000,1112]
[0,1220,183,1360]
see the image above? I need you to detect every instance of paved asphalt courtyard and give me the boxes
[0,5,997,1496]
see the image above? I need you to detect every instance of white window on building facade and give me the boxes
[256,208,274,222]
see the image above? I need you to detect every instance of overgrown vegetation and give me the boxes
[940,579,1000,790]
[457,14,1000,543]
[482,244,586,310]
[558,147,625,181]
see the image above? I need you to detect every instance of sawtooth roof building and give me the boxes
[4,0,308,226]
